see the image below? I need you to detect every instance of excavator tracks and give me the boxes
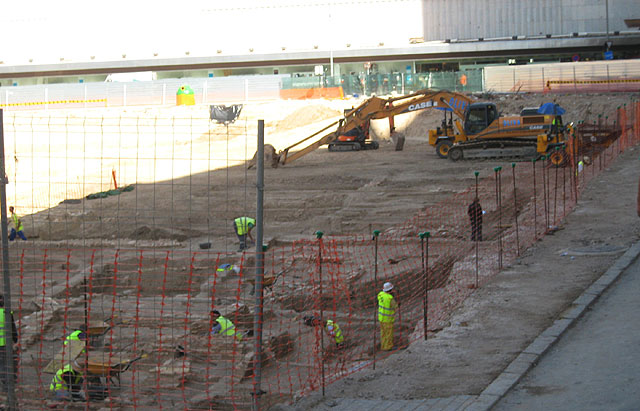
[448,138,548,162]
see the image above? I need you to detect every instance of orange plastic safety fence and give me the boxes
[2,102,639,410]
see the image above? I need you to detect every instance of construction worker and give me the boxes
[50,363,84,401]
[210,310,244,341]
[8,206,26,241]
[0,294,18,389]
[303,315,344,349]
[64,325,88,353]
[377,282,399,351]
[468,197,483,242]
[233,216,255,251]
[216,263,240,276]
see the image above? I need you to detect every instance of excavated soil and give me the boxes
[4,91,638,409]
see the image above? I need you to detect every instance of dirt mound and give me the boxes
[273,105,341,132]
[130,225,187,241]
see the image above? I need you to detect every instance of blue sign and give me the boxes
[604,51,613,60]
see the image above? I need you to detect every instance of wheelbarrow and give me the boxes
[85,319,115,348]
[74,352,147,386]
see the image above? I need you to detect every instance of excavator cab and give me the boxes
[464,103,498,135]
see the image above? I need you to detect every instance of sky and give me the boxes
[2,0,423,65]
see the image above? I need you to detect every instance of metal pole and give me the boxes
[542,156,549,231]
[474,171,479,286]
[420,232,430,340]
[532,159,538,239]
[511,164,520,256]
[494,166,503,269]
[251,120,265,411]
[330,50,334,78]
[425,232,429,338]
[372,230,379,370]
[0,109,16,410]
[553,150,559,226]
[315,231,325,396]
[606,0,610,45]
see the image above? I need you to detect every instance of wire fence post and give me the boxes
[419,231,429,340]
[511,164,520,256]
[532,158,539,239]
[251,120,265,411]
[372,229,380,369]
[474,171,480,285]
[494,166,503,270]
[315,230,325,397]
[541,155,549,233]
[0,109,16,410]
[553,148,559,226]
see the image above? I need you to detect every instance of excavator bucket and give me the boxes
[247,144,279,169]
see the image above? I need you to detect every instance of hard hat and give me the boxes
[383,282,393,292]
[232,265,240,274]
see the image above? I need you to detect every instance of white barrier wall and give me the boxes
[484,59,640,93]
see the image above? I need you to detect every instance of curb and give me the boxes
[467,240,640,411]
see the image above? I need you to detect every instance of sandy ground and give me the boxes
[4,91,638,409]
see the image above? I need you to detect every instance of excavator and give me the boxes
[263,89,568,167]
[427,94,569,165]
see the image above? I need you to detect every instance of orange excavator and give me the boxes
[268,89,569,167]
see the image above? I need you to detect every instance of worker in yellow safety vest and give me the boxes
[8,206,27,241]
[50,363,84,401]
[0,294,18,389]
[304,315,345,348]
[210,310,244,341]
[377,282,399,351]
[233,217,255,251]
[64,325,88,353]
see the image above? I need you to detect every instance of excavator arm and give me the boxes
[271,89,472,166]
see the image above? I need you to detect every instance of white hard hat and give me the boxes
[383,282,393,292]
[232,265,240,274]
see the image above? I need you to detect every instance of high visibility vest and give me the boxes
[64,330,86,353]
[217,316,241,341]
[11,213,23,231]
[0,309,6,347]
[326,320,344,344]
[50,364,81,392]
[64,330,84,345]
[377,291,396,323]
[234,217,255,236]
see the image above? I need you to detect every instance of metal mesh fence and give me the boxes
[0,99,638,409]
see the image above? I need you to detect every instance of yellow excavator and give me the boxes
[265,89,569,167]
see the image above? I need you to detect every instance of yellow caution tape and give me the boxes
[0,98,107,107]
[548,79,640,85]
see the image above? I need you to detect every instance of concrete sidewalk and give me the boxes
[303,241,640,411]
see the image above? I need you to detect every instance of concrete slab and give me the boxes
[503,352,538,375]
[481,371,521,396]
[540,317,573,338]
[443,395,477,411]
[572,291,598,307]
[522,335,556,356]
[463,393,500,411]
[560,303,588,320]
